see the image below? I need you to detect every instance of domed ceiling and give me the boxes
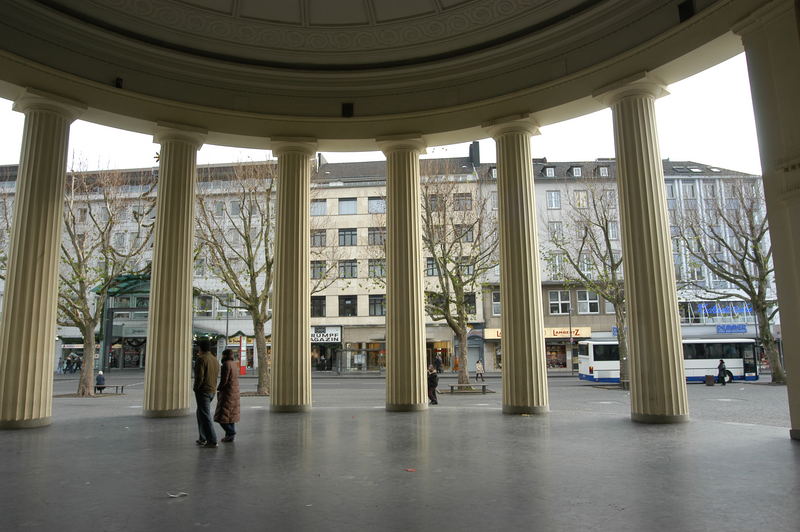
[38,0,599,68]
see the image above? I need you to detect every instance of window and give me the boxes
[490,191,498,210]
[608,221,619,240]
[455,224,474,242]
[134,296,149,319]
[599,166,609,177]
[572,167,582,177]
[579,253,593,277]
[311,229,326,247]
[549,290,570,315]
[545,167,555,177]
[459,257,474,276]
[230,200,241,216]
[574,190,588,209]
[311,296,326,317]
[339,295,358,317]
[214,201,225,217]
[604,300,615,314]
[195,295,213,317]
[464,292,476,315]
[546,190,561,209]
[113,232,126,248]
[338,198,357,215]
[603,189,617,206]
[491,291,501,316]
[367,226,386,246]
[369,294,386,316]
[665,182,676,210]
[426,257,440,277]
[311,260,326,279]
[368,197,386,214]
[454,193,472,211]
[427,194,442,211]
[368,259,385,278]
[338,228,357,246]
[78,208,88,223]
[549,253,564,279]
[548,221,563,240]
[311,199,327,216]
[194,258,206,277]
[577,290,600,314]
[338,259,358,279]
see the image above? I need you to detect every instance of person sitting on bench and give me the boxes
[95,371,106,394]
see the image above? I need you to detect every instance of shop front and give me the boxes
[311,325,342,371]
[482,327,592,370]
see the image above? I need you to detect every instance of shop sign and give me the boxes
[484,328,501,339]
[311,326,341,343]
[716,324,747,334]
[544,327,591,338]
[123,326,147,336]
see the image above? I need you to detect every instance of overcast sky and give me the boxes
[0,54,761,175]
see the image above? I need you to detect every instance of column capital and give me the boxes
[731,0,794,37]
[593,73,669,107]
[12,88,86,122]
[376,134,426,155]
[271,137,318,157]
[482,114,539,139]
[153,122,207,148]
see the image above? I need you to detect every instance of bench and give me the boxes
[95,385,124,394]
[446,383,491,394]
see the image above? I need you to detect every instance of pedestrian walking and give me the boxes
[193,339,219,448]
[475,360,485,382]
[434,354,443,373]
[427,365,439,405]
[214,349,240,442]
[95,371,106,394]
[717,359,727,386]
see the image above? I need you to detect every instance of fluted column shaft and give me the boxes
[380,139,427,411]
[271,140,316,412]
[606,82,688,423]
[735,0,800,439]
[0,90,84,429]
[143,125,206,417]
[489,122,549,415]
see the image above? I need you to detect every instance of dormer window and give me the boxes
[571,167,582,177]
[599,166,609,177]
[689,167,702,173]
[672,166,688,173]
[544,167,555,177]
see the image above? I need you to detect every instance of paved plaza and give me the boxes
[1,374,797,531]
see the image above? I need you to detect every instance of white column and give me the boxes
[596,77,689,424]
[486,118,549,415]
[0,89,84,429]
[143,123,206,418]
[378,137,427,411]
[735,0,800,440]
[271,139,316,412]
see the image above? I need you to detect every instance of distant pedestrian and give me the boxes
[427,365,439,405]
[475,360,485,382]
[194,339,219,448]
[434,354,443,373]
[95,371,106,394]
[717,359,727,386]
[214,349,241,442]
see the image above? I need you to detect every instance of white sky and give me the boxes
[0,54,761,175]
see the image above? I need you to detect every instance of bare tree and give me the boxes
[675,178,784,383]
[59,164,156,396]
[542,180,629,388]
[421,166,499,385]
[195,161,278,395]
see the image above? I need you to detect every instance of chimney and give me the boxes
[469,141,480,165]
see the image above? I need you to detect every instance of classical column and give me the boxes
[596,77,688,424]
[486,118,549,415]
[0,89,84,429]
[143,123,206,418]
[378,137,427,411]
[271,139,316,412]
[735,0,800,440]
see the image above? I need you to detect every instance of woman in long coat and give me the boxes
[214,349,241,442]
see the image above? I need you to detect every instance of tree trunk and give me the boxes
[457,329,471,385]
[757,309,785,384]
[77,323,97,397]
[615,306,630,390]
[253,319,271,395]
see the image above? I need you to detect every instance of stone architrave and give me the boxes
[378,136,428,411]
[271,139,316,412]
[143,123,206,418]
[486,117,549,415]
[596,76,689,424]
[0,89,85,429]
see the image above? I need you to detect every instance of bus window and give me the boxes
[594,344,619,361]
[579,344,588,357]
[706,343,724,360]
[722,344,741,359]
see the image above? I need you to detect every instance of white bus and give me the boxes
[578,338,759,383]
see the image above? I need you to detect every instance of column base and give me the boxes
[790,429,800,441]
[632,412,689,424]
[503,404,549,415]
[271,404,311,413]
[0,416,52,429]
[143,408,190,418]
[386,403,428,412]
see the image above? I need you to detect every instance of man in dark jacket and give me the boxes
[427,365,439,405]
[194,339,219,447]
[717,359,727,386]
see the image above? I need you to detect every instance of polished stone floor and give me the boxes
[1,376,798,531]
